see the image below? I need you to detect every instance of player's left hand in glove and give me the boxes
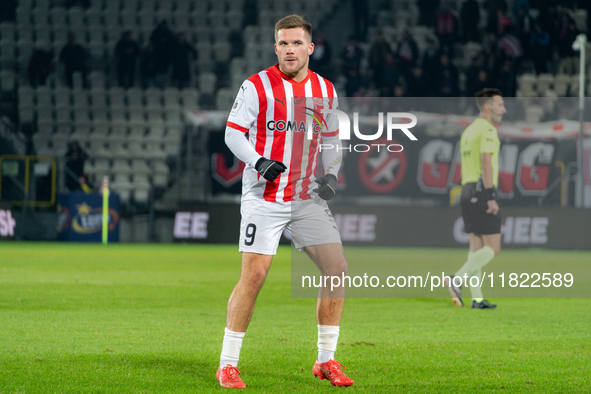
[255,157,287,182]
[314,174,337,200]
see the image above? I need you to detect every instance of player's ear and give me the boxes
[308,42,314,56]
[274,43,278,55]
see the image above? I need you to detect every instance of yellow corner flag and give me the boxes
[100,176,109,245]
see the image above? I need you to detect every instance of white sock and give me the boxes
[220,328,245,368]
[317,325,339,363]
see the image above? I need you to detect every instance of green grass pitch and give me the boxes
[0,243,590,393]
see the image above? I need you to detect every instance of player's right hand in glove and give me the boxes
[314,174,337,200]
[255,157,287,182]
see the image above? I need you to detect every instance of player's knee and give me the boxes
[322,259,348,277]
[244,267,268,291]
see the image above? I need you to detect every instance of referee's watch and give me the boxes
[485,187,497,201]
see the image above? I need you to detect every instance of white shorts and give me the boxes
[238,198,342,255]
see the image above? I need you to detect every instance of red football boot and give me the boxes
[216,365,246,389]
[313,359,354,387]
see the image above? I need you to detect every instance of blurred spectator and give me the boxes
[496,10,513,37]
[515,6,533,57]
[435,53,460,97]
[496,60,517,96]
[115,31,140,89]
[229,31,244,59]
[460,0,480,43]
[140,44,159,88]
[512,0,530,17]
[171,33,197,89]
[418,0,440,27]
[309,30,332,79]
[530,23,550,74]
[59,33,89,88]
[150,21,176,84]
[557,20,580,74]
[353,0,368,41]
[465,56,489,96]
[64,141,88,192]
[342,36,364,75]
[396,30,419,80]
[368,31,392,89]
[484,0,508,34]
[345,68,364,97]
[436,6,458,57]
[79,174,94,193]
[28,49,53,87]
[380,53,402,97]
[497,28,523,85]
[557,19,579,57]
[406,67,429,97]
[553,7,575,53]
[0,0,16,22]
[421,38,440,95]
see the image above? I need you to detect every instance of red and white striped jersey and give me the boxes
[226,64,339,202]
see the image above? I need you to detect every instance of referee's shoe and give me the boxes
[472,299,497,309]
[444,275,463,307]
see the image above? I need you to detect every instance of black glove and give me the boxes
[255,157,287,182]
[313,174,337,200]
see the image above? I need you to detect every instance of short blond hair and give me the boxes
[274,14,312,41]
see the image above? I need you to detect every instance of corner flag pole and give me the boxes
[101,176,109,244]
[573,34,586,208]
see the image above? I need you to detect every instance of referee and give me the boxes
[445,88,506,309]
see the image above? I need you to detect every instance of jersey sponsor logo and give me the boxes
[418,139,454,194]
[266,119,321,133]
[516,142,555,196]
[211,153,245,187]
[274,97,286,107]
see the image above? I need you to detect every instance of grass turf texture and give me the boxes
[0,243,589,393]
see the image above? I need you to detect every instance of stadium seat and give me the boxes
[163,87,180,106]
[215,87,235,110]
[198,73,217,96]
[131,159,151,175]
[50,8,67,27]
[536,73,554,94]
[67,8,86,28]
[85,8,102,27]
[16,26,34,42]
[126,88,144,106]
[180,88,199,108]
[518,73,537,92]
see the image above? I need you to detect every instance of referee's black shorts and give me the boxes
[460,182,501,235]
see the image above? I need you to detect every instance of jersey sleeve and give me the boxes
[322,87,339,138]
[226,79,258,133]
[480,126,498,154]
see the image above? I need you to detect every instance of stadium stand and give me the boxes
[1,0,590,210]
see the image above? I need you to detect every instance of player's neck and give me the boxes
[478,113,493,124]
[278,64,309,83]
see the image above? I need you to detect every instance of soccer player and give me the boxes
[216,15,354,389]
[445,88,506,309]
